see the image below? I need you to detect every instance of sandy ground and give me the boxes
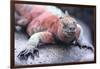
[14,31,94,65]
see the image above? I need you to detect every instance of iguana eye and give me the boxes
[63,25,66,28]
[73,22,75,24]
[73,21,77,26]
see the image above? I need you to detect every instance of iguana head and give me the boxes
[60,11,77,38]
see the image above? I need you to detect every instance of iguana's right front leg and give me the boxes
[17,31,54,60]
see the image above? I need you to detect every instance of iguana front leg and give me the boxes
[17,31,54,60]
[76,39,94,52]
[76,24,94,52]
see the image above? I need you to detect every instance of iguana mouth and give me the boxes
[63,32,75,38]
[68,32,75,35]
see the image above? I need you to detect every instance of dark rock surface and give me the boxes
[15,32,94,65]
